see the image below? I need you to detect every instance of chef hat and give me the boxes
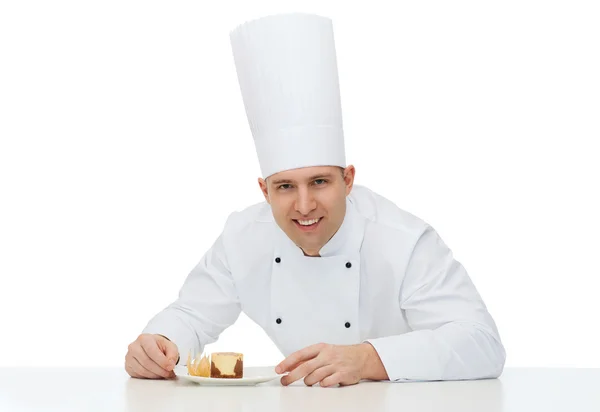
[230,13,346,179]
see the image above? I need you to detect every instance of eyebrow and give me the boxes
[271,173,335,185]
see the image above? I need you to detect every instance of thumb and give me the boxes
[156,335,179,366]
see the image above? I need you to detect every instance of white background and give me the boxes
[1,0,598,369]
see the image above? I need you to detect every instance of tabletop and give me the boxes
[0,367,598,412]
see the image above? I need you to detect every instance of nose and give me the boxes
[294,187,317,216]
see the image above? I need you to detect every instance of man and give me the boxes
[124,13,505,387]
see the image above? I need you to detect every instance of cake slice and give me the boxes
[210,352,243,378]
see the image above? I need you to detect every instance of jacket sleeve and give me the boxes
[365,225,506,381]
[141,227,241,365]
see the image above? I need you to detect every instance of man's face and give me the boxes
[258,165,355,257]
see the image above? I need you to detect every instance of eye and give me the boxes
[278,184,292,190]
[314,179,327,185]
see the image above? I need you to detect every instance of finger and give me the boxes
[125,359,139,378]
[303,365,336,387]
[277,343,324,374]
[320,372,344,388]
[277,359,307,375]
[133,346,173,379]
[277,344,321,373]
[281,357,325,386]
[141,338,173,372]
[127,355,162,379]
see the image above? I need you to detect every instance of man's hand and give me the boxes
[124,334,179,379]
[275,342,388,387]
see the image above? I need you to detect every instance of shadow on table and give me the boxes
[384,378,504,411]
[124,375,504,412]
[124,376,281,412]
[276,378,504,412]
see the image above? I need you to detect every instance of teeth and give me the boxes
[297,218,320,226]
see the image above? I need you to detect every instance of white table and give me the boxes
[0,368,598,411]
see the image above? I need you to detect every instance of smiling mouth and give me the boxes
[295,217,321,226]
[293,217,322,231]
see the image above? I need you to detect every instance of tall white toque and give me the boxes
[229,13,346,179]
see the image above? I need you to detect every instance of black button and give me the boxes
[345,322,351,328]
[275,257,281,263]
[345,262,352,268]
[276,318,282,324]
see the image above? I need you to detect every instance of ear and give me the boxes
[343,165,355,196]
[258,177,270,204]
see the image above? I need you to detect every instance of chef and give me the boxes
[124,13,506,387]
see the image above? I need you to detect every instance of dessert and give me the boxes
[211,352,244,378]
[187,351,243,379]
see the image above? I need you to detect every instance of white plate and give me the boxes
[174,365,287,386]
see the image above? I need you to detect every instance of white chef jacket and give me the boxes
[142,184,505,381]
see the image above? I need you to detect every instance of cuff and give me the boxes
[365,330,451,382]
